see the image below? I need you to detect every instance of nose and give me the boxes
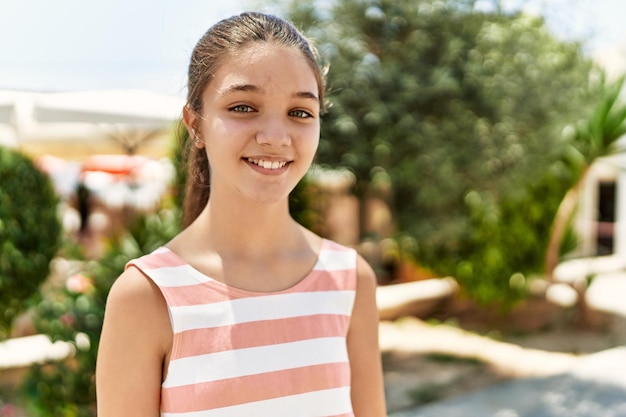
[255,115,291,148]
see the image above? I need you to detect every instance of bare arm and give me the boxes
[96,267,172,417]
[348,255,387,417]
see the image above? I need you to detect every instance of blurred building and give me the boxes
[575,152,626,258]
[0,89,184,159]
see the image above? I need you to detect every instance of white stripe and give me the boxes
[169,290,355,333]
[314,249,356,271]
[162,387,352,417]
[142,265,209,287]
[163,337,348,388]
[162,386,352,417]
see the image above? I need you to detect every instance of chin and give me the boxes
[237,181,298,205]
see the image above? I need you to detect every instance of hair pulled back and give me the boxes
[182,12,327,227]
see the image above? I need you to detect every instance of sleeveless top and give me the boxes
[126,239,357,417]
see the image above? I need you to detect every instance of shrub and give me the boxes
[0,146,62,339]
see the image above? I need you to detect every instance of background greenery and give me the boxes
[282,0,605,305]
[0,146,62,340]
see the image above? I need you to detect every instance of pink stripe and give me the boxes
[161,362,351,413]
[159,268,354,306]
[172,315,350,359]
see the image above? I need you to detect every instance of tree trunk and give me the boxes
[544,167,589,280]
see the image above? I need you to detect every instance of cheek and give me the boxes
[298,136,319,166]
[202,119,244,155]
[303,125,320,153]
[309,137,320,156]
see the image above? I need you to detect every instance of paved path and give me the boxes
[390,347,626,417]
[389,271,626,417]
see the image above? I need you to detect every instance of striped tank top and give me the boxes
[127,238,357,417]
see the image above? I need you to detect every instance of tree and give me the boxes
[0,146,62,339]
[283,0,598,305]
[545,75,626,278]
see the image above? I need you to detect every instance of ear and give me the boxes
[182,105,199,138]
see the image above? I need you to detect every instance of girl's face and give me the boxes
[187,42,321,205]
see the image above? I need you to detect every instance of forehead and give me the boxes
[206,42,319,98]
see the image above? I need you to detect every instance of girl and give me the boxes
[96,12,386,417]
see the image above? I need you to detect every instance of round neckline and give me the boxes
[160,238,328,296]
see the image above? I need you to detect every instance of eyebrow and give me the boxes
[219,83,319,103]
[294,91,320,102]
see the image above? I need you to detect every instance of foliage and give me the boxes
[0,146,62,339]
[545,74,626,277]
[281,0,598,305]
[443,165,578,304]
[22,210,180,417]
[569,75,626,165]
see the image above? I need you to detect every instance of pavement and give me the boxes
[389,346,626,417]
[388,268,626,417]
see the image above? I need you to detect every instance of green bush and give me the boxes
[0,146,62,339]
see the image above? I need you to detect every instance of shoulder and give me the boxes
[355,252,378,296]
[103,266,171,352]
[97,266,171,416]
[356,251,376,281]
[107,265,163,308]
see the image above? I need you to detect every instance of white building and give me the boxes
[0,89,184,159]
[575,153,626,259]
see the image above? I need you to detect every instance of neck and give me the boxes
[191,194,303,257]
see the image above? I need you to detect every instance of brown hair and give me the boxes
[181,12,327,227]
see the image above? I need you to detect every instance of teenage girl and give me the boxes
[96,12,386,417]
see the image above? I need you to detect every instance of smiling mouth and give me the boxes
[247,158,290,170]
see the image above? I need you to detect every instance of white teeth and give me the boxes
[248,158,287,170]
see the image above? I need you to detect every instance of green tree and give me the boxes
[283,0,597,304]
[0,146,62,339]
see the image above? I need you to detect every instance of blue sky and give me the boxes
[1,0,625,96]
[0,0,251,95]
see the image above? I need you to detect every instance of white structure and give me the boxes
[0,89,185,159]
[574,153,626,259]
